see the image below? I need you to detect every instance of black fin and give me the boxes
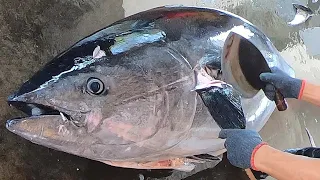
[197,84,246,129]
[251,169,269,179]
[285,147,320,158]
[187,154,221,162]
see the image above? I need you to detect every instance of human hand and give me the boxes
[219,129,267,169]
[259,67,304,100]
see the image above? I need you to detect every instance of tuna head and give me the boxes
[7,36,197,161]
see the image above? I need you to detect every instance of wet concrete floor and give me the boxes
[0,0,320,179]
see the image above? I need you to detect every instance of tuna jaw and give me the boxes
[6,92,91,152]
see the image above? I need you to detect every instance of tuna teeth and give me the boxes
[70,120,84,128]
[31,107,43,116]
[60,112,68,122]
[93,46,106,59]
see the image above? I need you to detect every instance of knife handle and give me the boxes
[274,88,288,111]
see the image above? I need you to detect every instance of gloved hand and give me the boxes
[219,129,267,170]
[259,67,304,100]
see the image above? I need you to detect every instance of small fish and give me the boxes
[288,3,314,26]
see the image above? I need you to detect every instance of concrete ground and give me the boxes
[0,0,319,179]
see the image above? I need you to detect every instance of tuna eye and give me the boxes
[86,78,106,95]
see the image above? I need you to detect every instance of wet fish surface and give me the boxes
[6,6,293,171]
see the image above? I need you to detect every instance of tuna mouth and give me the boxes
[6,101,73,129]
[6,95,87,153]
[6,100,86,157]
[8,101,61,117]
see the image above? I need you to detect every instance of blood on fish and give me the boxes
[157,160,172,166]
[107,121,154,142]
[107,121,135,141]
[165,12,197,19]
[101,158,193,171]
[223,34,234,60]
[86,109,102,133]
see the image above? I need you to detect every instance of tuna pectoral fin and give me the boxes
[197,84,246,129]
[100,158,196,172]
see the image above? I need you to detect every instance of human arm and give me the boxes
[254,145,320,180]
[259,67,320,106]
[219,129,320,180]
[300,82,320,107]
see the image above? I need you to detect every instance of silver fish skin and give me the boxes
[6,6,293,171]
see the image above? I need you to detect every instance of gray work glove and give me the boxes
[219,129,267,169]
[260,67,303,100]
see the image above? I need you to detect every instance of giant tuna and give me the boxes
[6,6,294,171]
